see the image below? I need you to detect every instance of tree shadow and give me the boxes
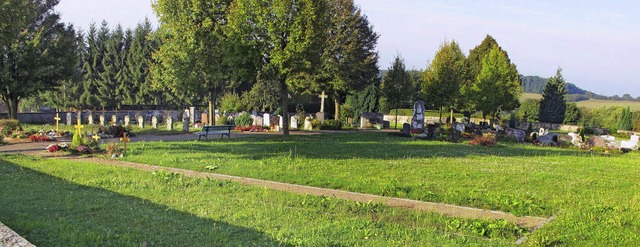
[132,132,588,161]
[0,160,288,246]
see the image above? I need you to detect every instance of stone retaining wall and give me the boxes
[0,221,34,247]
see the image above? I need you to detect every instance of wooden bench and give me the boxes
[196,125,234,141]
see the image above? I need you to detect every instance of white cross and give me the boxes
[318,91,328,113]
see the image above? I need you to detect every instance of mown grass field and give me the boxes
[575,99,640,111]
[114,132,640,245]
[2,155,522,246]
[2,132,640,245]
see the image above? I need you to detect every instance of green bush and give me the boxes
[235,112,253,127]
[318,120,343,130]
[72,129,84,147]
[0,119,21,137]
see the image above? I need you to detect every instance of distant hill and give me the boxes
[519,75,639,102]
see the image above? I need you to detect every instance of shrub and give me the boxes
[72,130,84,147]
[0,119,21,137]
[318,120,343,130]
[235,112,253,127]
[470,134,496,146]
[100,125,128,138]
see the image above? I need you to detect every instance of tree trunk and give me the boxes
[450,108,454,125]
[6,97,19,120]
[334,98,340,121]
[280,81,289,136]
[209,99,215,126]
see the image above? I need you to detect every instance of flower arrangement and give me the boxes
[77,145,89,153]
[46,144,61,152]
[29,134,51,142]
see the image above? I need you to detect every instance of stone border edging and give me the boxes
[68,157,552,230]
[0,221,35,247]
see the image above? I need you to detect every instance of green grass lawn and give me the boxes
[112,132,640,245]
[576,99,640,111]
[1,155,523,246]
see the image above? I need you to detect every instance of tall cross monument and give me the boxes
[318,91,328,113]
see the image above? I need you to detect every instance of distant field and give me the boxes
[520,93,640,111]
[520,93,542,101]
[575,99,640,111]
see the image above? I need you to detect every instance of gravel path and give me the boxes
[1,132,552,231]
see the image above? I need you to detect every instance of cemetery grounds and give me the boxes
[1,131,639,246]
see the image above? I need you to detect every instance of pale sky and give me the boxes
[54,0,640,97]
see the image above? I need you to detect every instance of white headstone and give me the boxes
[66,112,73,125]
[111,115,117,126]
[263,113,271,127]
[99,115,105,126]
[88,115,94,125]
[124,115,130,126]
[290,115,298,129]
[152,116,158,129]
[279,115,284,130]
[304,117,313,130]
[167,117,174,130]
[138,116,144,128]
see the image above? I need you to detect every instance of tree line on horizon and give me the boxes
[4,0,615,132]
[521,75,640,102]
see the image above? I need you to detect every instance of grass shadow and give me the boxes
[129,132,590,161]
[0,159,288,246]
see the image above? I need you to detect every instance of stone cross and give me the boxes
[54,113,61,132]
[120,132,130,154]
[152,116,158,129]
[138,116,144,128]
[74,118,84,138]
[167,117,173,130]
[318,91,328,113]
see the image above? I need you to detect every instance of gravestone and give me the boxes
[99,115,105,126]
[359,112,384,129]
[304,116,313,130]
[411,101,425,133]
[138,116,145,128]
[290,115,298,129]
[252,114,264,127]
[507,128,526,142]
[189,107,196,124]
[453,122,465,132]
[88,115,94,125]
[538,133,559,146]
[567,132,583,147]
[318,91,328,113]
[182,116,189,132]
[66,112,73,125]
[111,115,117,126]
[401,123,411,135]
[167,117,174,130]
[263,113,271,127]
[278,115,284,131]
[427,124,437,139]
[152,116,158,129]
[124,115,130,126]
[77,111,82,124]
[201,112,209,126]
[315,112,325,123]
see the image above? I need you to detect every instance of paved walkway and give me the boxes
[1,131,552,231]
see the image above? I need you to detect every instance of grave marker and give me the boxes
[138,116,145,128]
[152,116,158,129]
[120,132,130,154]
[124,115,130,126]
[99,115,105,126]
[88,115,94,125]
[111,115,117,126]
[74,119,84,138]
[411,101,425,133]
[167,117,174,130]
[318,91,328,113]
[66,112,72,126]
[54,113,61,132]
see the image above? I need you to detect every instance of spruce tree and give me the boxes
[539,68,567,123]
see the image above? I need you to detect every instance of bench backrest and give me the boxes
[202,125,233,132]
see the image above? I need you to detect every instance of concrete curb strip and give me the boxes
[0,221,34,247]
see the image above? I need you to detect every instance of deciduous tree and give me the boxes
[421,40,466,123]
[0,0,77,119]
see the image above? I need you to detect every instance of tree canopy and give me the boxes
[381,55,411,127]
[421,40,466,122]
[0,0,77,119]
[539,68,567,123]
